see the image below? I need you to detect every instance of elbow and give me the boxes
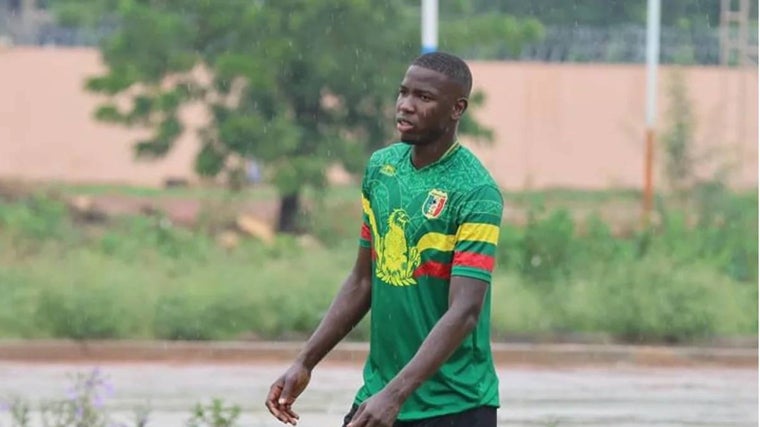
[463,310,480,332]
[455,304,482,333]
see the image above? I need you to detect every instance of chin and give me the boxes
[399,134,429,146]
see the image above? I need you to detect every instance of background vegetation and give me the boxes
[0,0,754,347]
[0,179,755,345]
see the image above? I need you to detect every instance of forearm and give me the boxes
[384,304,479,402]
[295,273,371,371]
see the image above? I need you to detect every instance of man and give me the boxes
[265,51,504,427]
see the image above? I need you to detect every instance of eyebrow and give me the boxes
[399,84,438,97]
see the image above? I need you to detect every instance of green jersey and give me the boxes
[354,141,504,421]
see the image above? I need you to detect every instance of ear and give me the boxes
[451,97,468,121]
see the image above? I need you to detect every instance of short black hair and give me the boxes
[411,51,472,97]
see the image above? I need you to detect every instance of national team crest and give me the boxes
[422,189,448,219]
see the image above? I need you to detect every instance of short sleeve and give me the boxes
[358,159,373,248]
[450,185,504,283]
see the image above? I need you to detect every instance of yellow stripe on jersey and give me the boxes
[417,232,457,253]
[416,223,499,253]
[456,223,500,245]
[362,195,380,244]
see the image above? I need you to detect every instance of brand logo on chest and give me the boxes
[422,189,448,219]
[380,164,396,176]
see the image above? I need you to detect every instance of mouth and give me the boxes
[396,117,414,133]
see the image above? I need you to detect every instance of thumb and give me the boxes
[278,378,295,405]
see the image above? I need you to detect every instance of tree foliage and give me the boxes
[49,0,542,232]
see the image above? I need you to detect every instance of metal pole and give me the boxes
[421,0,438,54]
[643,0,660,225]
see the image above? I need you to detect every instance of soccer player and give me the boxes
[265,51,504,427]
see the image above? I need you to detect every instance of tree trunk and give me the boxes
[277,192,301,233]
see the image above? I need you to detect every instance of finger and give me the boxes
[266,381,280,402]
[275,403,298,425]
[277,380,301,424]
[265,384,283,414]
[282,405,300,421]
[346,406,365,427]
[266,382,298,424]
[265,400,289,424]
[266,400,293,424]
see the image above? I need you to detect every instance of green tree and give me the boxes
[49,0,540,232]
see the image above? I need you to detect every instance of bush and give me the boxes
[586,253,756,342]
[35,285,132,340]
[153,288,263,341]
[0,195,69,240]
[0,189,755,344]
[519,207,577,284]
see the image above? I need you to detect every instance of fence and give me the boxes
[1,7,756,65]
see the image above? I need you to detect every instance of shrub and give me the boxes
[34,283,133,340]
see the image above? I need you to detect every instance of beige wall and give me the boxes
[0,47,757,189]
[466,62,757,190]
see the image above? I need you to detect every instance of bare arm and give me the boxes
[382,276,487,402]
[295,245,373,370]
[266,245,373,425]
[346,276,488,427]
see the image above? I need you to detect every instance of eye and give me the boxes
[420,94,432,102]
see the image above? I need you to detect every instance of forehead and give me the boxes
[400,65,457,94]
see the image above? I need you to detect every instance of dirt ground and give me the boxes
[0,361,756,427]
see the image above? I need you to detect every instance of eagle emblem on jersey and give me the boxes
[375,209,421,286]
[422,189,448,220]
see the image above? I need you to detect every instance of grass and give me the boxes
[0,231,359,340]
[1,237,754,343]
[0,184,756,344]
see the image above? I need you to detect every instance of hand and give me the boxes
[346,390,402,427]
[265,363,312,425]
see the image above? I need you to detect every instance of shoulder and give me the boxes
[363,143,408,179]
[451,146,502,202]
[367,142,407,166]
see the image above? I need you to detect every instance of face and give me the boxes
[395,65,468,146]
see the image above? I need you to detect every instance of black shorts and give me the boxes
[341,404,497,427]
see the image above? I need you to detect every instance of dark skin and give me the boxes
[395,65,470,168]
[266,64,488,427]
[265,245,373,425]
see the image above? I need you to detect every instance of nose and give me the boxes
[397,94,414,114]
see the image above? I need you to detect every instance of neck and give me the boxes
[411,135,457,169]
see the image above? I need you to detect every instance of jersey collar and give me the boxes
[406,140,461,172]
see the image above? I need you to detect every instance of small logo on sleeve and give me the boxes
[422,189,448,219]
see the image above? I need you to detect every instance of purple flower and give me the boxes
[101,378,116,397]
[66,387,78,401]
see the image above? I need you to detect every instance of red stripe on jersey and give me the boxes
[414,261,452,280]
[453,252,495,272]
[360,223,371,241]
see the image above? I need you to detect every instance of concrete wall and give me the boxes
[0,47,756,189]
